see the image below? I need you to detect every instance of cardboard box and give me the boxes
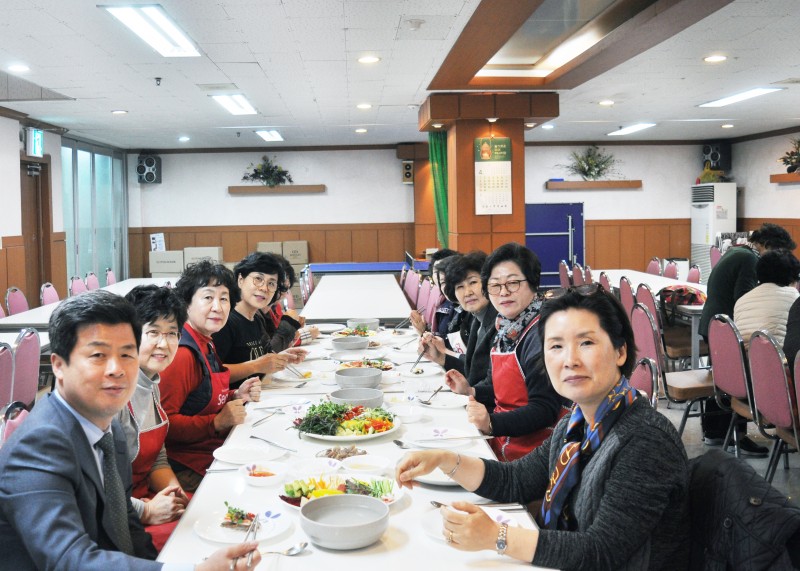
[282,240,309,264]
[184,246,223,266]
[149,250,184,274]
[256,242,283,255]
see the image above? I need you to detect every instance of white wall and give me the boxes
[0,116,23,243]
[128,149,415,228]
[733,133,800,218]
[524,144,703,220]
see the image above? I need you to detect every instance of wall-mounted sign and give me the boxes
[26,127,44,158]
[474,137,512,215]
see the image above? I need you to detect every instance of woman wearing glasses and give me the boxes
[445,243,567,461]
[396,285,689,570]
[265,256,319,351]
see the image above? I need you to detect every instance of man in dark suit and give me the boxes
[0,290,259,570]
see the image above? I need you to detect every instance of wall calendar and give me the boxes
[474,137,512,215]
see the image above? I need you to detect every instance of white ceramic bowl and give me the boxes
[340,454,391,475]
[389,404,423,424]
[331,336,369,351]
[335,367,382,389]
[300,494,389,550]
[347,318,380,331]
[238,461,289,487]
[329,388,384,409]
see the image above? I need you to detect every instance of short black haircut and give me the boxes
[429,248,458,266]
[751,223,796,251]
[49,290,141,365]
[538,287,637,378]
[175,259,236,306]
[481,242,541,297]
[756,248,800,287]
[234,251,286,285]
[443,251,487,302]
[124,285,188,331]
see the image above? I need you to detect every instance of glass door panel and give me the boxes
[94,153,114,280]
[76,149,94,280]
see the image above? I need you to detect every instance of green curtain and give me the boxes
[428,131,449,248]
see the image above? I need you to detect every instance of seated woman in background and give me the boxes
[784,296,800,370]
[734,248,800,348]
[213,252,306,388]
[396,286,690,570]
[266,256,319,351]
[445,243,567,461]
[119,285,190,550]
[410,248,458,338]
[160,260,261,491]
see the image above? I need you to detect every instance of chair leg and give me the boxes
[784,449,791,470]
[678,400,696,436]
[722,415,737,456]
[765,441,784,483]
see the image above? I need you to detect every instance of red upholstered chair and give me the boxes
[598,271,612,293]
[572,263,585,286]
[619,276,635,318]
[427,289,444,332]
[583,265,593,284]
[399,266,408,288]
[629,357,658,408]
[710,245,722,269]
[415,278,433,322]
[687,265,701,284]
[305,266,315,295]
[40,282,61,306]
[558,260,572,288]
[646,257,661,275]
[105,268,117,285]
[11,328,40,410]
[0,342,13,411]
[85,272,100,290]
[69,276,88,296]
[5,287,29,316]
[663,261,679,279]
[402,270,421,308]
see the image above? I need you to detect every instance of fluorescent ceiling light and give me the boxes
[356,103,372,109]
[355,128,367,133]
[103,5,200,57]
[432,123,443,128]
[608,123,656,136]
[358,55,380,64]
[541,125,554,130]
[721,124,734,129]
[598,100,615,107]
[8,64,30,72]
[178,135,190,142]
[211,94,257,115]
[699,87,782,108]
[704,55,727,63]
[255,130,284,142]
[111,109,128,115]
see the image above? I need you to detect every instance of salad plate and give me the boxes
[278,473,404,509]
[300,421,400,442]
[332,328,377,338]
[314,323,346,334]
[213,445,285,465]
[413,468,461,487]
[422,507,516,542]
[419,392,469,409]
[194,507,291,544]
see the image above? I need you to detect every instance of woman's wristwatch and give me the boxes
[496,522,508,555]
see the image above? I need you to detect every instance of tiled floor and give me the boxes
[659,400,800,504]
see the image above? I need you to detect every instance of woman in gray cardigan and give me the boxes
[396,285,690,570]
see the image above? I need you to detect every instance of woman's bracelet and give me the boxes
[445,453,461,477]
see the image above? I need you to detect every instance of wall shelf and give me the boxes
[544,180,642,190]
[769,173,800,184]
[228,184,326,195]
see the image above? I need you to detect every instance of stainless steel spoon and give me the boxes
[418,386,443,405]
[260,542,309,556]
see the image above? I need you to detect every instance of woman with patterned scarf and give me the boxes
[444,243,567,461]
[396,285,690,570]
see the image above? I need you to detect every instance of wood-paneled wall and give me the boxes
[0,232,66,310]
[128,223,416,277]
[585,219,691,271]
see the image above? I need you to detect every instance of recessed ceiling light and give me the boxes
[255,130,284,142]
[432,123,443,129]
[211,94,257,115]
[111,109,128,115]
[608,123,656,136]
[358,55,381,64]
[355,128,367,134]
[103,5,200,57]
[178,136,190,142]
[525,123,536,128]
[699,87,783,108]
[8,64,30,73]
[704,55,727,63]
[598,100,615,107]
[356,103,372,110]
[721,124,734,129]
[541,124,554,130]
[487,117,498,123]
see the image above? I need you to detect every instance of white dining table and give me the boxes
[157,329,551,570]
[0,330,50,352]
[301,274,411,325]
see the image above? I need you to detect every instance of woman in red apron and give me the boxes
[160,261,262,492]
[446,243,568,461]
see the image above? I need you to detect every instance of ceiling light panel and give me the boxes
[699,87,783,107]
[607,123,656,136]
[211,94,257,115]
[103,5,200,57]
[255,130,284,142]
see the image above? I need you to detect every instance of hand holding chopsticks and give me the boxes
[394,306,425,330]
[227,516,260,570]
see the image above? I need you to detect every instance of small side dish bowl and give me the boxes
[340,454,391,475]
[335,367,382,389]
[329,388,384,409]
[300,494,389,550]
[388,404,423,424]
[238,461,289,487]
[331,336,369,351]
[347,318,380,331]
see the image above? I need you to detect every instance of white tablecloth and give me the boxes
[301,274,411,324]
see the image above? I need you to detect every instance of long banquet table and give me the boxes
[300,274,412,325]
[157,328,550,569]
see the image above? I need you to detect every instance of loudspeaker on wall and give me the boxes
[402,160,414,184]
[701,142,732,172]
[137,155,162,184]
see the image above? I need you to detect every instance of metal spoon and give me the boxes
[293,381,308,389]
[261,542,309,556]
[418,386,443,405]
[393,439,417,449]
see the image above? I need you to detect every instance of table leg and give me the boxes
[690,313,700,369]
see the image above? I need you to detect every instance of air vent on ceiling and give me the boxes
[196,83,239,92]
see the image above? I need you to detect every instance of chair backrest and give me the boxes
[645,257,661,275]
[630,303,667,390]
[708,315,752,406]
[69,276,88,296]
[305,266,314,294]
[710,245,722,269]
[1,401,28,444]
[748,330,795,432]
[630,357,658,408]
[0,342,14,411]
[635,283,660,329]
[399,266,408,287]
[298,272,310,303]
[5,287,29,316]
[619,276,636,318]
[11,328,40,409]
[0,301,4,318]
[282,290,295,311]
[663,261,679,279]
[40,282,61,306]
[426,289,444,331]
[572,263,585,286]
[687,264,701,284]
[583,265,593,284]
[558,260,572,288]
[105,268,117,285]
[416,278,433,321]
[598,271,611,293]
[85,272,100,290]
[402,270,421,308]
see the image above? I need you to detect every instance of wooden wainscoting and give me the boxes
[739,218,800,255]
[129,223,416,277]
[0,233,68,310]
[585,219,690,271]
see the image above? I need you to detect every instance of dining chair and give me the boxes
[710,245,722,269]
[69,276,88,296]
[663,260,679,279]
[558,260,572,288]
[748,330,797,483]
[305,266,315,295]
[5,287,29,316]
[299,273,310,303]
[619,276,635,318]
[85,272,100,290]
[105,268,117,285]
[584,265,593,285]
[399,266,408,288]
[636,282,699,371]
[426,289,444,332]
[1,401,29,444]
[687,264,701,284]
[572,263,585,286]
[598,271,612,293]
[11,328,40,410]
[40,282,61,306]
[630,303,713,435]
[282,289,295,311]
[402,270,421,308]
[0,342,14,412]
[0,302,5,318]
[416,278,433,323]
[708,315,756,458]
[646,257,662,276]
[629,357,658,408]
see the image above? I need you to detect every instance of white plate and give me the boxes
[395,363,444,377]
[300,421,400,442]
[278,473,404,509]
[387,404,424,423]
[422,507,517,542]
[194,508,291,544]
[272,368,333,383]
[249,397,312,417]
[405,427,474,449]
[314,323,346,334]
[413,468,461,486]
[213,446,285,465]
[330,350,388,362]
[340,454,391,474]
[419,393,469,409]
[332,329,377,338]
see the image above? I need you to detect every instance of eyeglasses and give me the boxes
[250,275,279,290]
[486,279,527,296]
[143,330,180,343]
[542,283,603,301]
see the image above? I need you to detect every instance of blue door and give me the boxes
[525,203,584,289]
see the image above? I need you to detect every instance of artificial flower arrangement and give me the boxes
[779,138,800,173]
[561,145,620,180]
[242,155,293,186]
